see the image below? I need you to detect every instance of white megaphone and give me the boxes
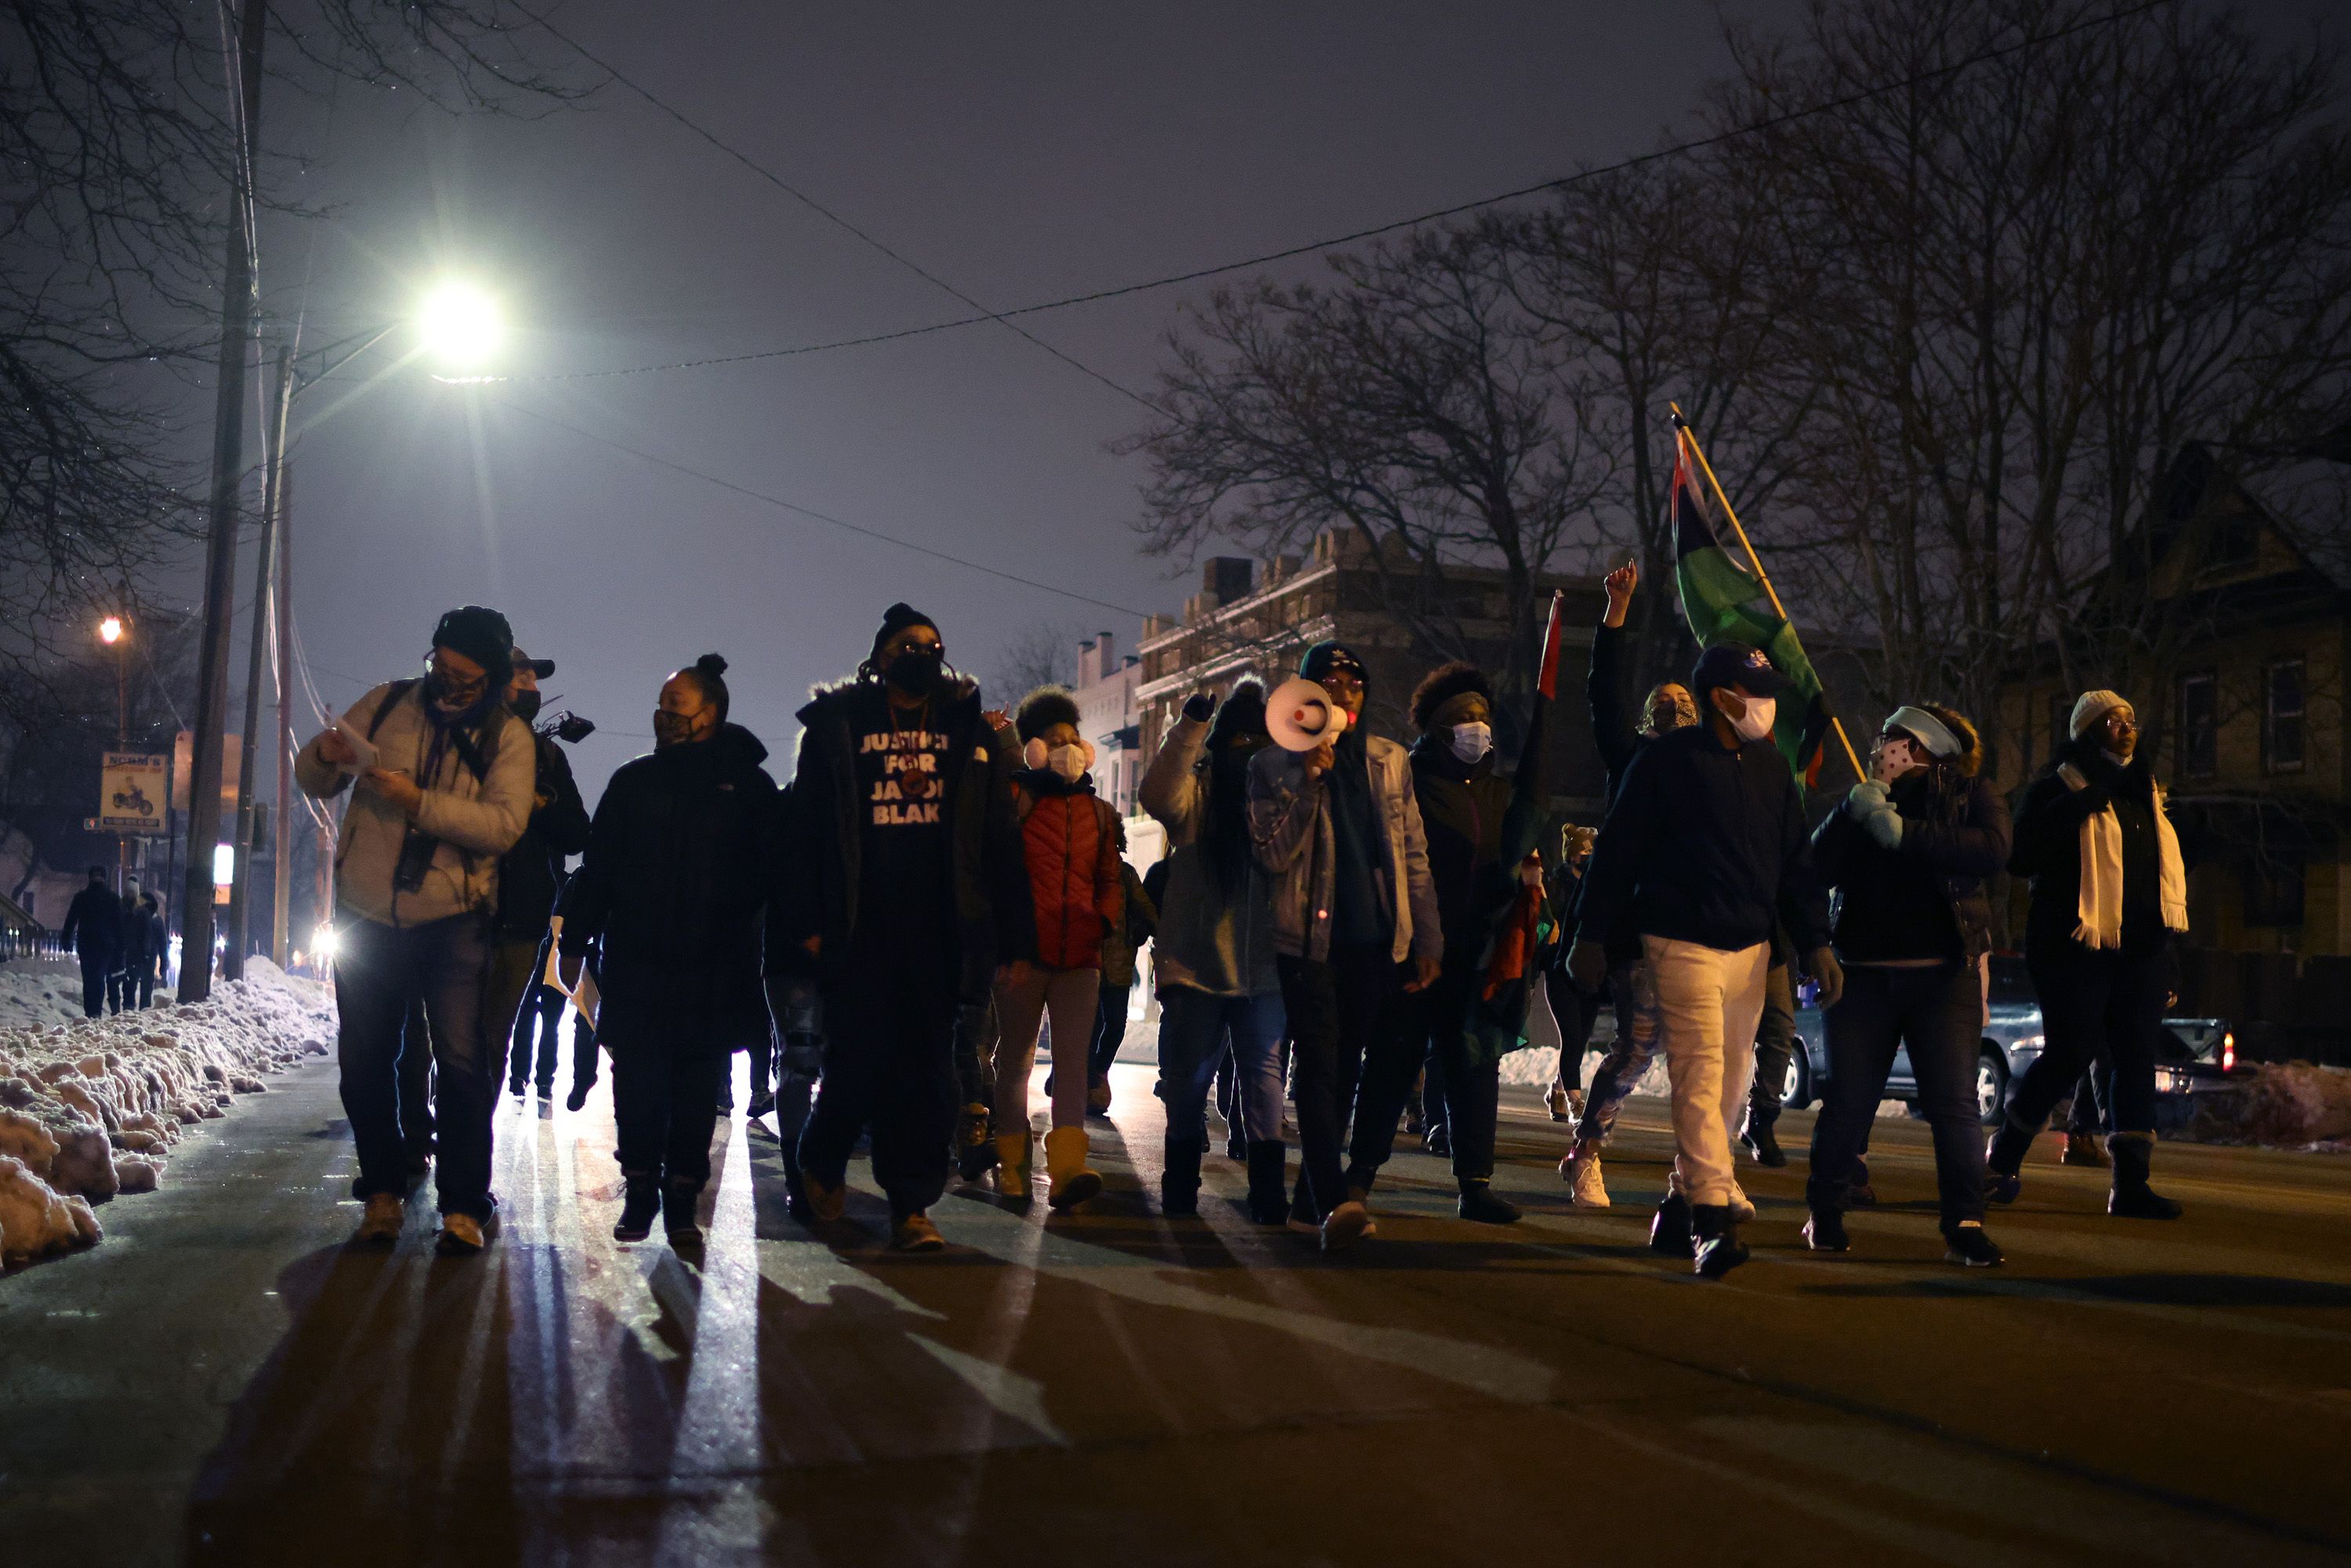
[1266,676,1352,752]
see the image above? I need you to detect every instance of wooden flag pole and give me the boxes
[1668,401,1864,784]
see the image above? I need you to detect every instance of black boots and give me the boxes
[1457,1179,1523,1225]
[1161,1137,1205,1217]
[1650,1192,1694,1256]
[956,1103,999,1182]
[1984,1114,2035,1204]
[614,1172,661,1242]
[1802,1210,1849,1251]
[663,1179,705,1244]
[1691,1203,1748,1279]
[1741,1108,1788,1168]
[1244,1142,1289,1225]
[2107,1133,2183,1219]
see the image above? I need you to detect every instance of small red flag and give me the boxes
[1535,590,1565,701]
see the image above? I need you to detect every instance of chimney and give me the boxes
[1203,557,1254,607]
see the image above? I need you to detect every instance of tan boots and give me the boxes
[994,1133,1034,1199]
[1044,1126,1101,1211]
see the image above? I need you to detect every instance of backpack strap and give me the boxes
[364,679,418,743]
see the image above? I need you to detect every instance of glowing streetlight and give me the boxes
[416,281,505,370]
[98,615,125,646]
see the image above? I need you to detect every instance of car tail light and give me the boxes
[2221,1031,2235,1073]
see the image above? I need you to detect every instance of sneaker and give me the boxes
[1458,1182,1523,1225]
[662,1183,704,1245]
[1544,1083,1573,1122]
[1650,1193,1694,1256]
[802,1173,847,1223]
[715,1080,734,1113]
[1943,1222,2004,1266]
[436,1213,487,1255]
[565,1081,592,1113]
[746,1088,777,1121]
[1088,1078,1113,1117]
[614,1179,660,1243]
[1424,1124,1451,1158]
[1692,1208,1748,1280]
[1802,1211,1850,1251]
[1846,1181,1879,1208]
[1563,1146,1611,1208]
[1729,1182,1757,1223]
[1321,1200,1373,1251]
[354,1192,405,1245]
[892,1211,947,1253]
[1984,1171,2021,1206]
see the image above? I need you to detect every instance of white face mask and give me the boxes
[1722,693,1777,742]
[1447,721,1493,764]
[1045,743,1087,782]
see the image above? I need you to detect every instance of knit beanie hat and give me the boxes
[2070,690,2129,740]
[1409,661,1494,731]
[871,602,939,662]
[431,605,514,675]
[1299,639,1368,691]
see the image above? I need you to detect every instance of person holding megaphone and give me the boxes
[1248,640,1441,1253]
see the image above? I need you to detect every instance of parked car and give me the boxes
[1780,956,2245,1124]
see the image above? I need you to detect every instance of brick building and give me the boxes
[1070,632,1144,820]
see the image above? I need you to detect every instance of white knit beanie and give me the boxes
[2070,689,2128,740]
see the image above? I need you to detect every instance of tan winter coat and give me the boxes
[295,680,534,928]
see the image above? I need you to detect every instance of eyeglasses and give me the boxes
[426,653,490,699]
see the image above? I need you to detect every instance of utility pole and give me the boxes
[226,342,292,980]
[179,0,266,1002]
[272,450,295,967]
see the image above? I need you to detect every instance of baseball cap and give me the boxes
[1691,643,1784,698]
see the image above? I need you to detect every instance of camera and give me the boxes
[539,710,596,745]
[391,826,440,893]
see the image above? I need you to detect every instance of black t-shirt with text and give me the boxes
[853,709,954,940]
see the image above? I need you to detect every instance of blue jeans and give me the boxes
[335,912,498,1219]
[1158,987,1287,1150]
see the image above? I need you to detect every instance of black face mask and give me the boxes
[509,690,542,722]
[886,649,943,698]
[653,709,709,750]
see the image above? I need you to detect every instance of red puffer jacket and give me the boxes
[1015,777,1125,969]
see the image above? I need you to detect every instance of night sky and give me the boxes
[230,0,2332,805]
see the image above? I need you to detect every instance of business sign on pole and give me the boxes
[100,751,171,835]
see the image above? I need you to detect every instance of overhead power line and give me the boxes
[505,0,2175,385]
[492,397,1156,618]
[516,3,1155,409]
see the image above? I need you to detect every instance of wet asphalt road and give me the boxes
[3,1052,2349,1568]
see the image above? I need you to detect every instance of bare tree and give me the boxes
[1120,225,1608,696]
[984,621,1078,708]
[0,2,583,723]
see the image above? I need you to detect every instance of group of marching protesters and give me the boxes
[296,576,2190,1272]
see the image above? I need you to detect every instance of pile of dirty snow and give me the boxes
[0,954,100,1032]
[2185,1062,2351,1152]
[0,958,333,1264]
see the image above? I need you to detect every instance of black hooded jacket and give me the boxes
[774,675,1023,998]
[63,883,121,963]
[1408,738,1516,965]
[557,722,780,1048]
[1810,768,2009,963]
[494,733,592,941]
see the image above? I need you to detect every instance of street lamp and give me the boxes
[417,281,504,371]
[98,614,130,892]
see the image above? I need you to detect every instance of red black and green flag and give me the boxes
[1670,423,1835,790]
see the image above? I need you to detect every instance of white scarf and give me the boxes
[2056,762,2188,949]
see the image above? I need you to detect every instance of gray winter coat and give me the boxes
[1139,715,1281,998]
[1247,734,1442,966]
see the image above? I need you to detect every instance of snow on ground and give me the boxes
[2185,1063,2351,1152]
[0,958,334,1264]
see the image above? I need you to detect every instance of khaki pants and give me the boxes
[992,964,1100,1134]
[1644,935,1770,1208]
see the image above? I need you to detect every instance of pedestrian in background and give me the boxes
[491,647,592,1101]
[112,875,150,1012]
[786,605,1021,1254]
[1085,831,1157,1117]
[989,685,1124,1211]
[61,865,122,1019]
[1142,680,1289,1221]
[1988,690,2190,1220]
[559,654,777,1248]
[1803,703,2009,1266]
[296,605,536,1255]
